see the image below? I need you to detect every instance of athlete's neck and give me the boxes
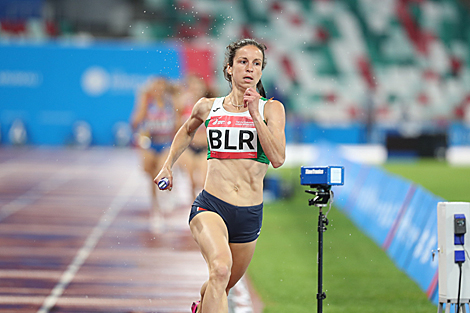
[226,90,245,111]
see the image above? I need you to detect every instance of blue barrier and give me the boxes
[449,122,470,146]
[298,123,366,144]
[403,195,440,297]
[385,186,433,271]
[332,158,360,209]
[0,41,182,145]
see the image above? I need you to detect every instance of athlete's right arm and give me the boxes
[154,97,213,190]
[130,91,149,130]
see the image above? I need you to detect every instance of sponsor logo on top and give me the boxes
[81,66,151,97]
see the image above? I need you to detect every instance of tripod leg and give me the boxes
[438,303,443,313]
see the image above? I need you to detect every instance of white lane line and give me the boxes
[36,169,141,313]
[228,276,255,313]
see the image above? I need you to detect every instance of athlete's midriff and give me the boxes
[204,158,268,206]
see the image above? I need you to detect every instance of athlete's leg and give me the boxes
[141,149,158,209]
[197,240,257,310]
[226,240,257,293]
[190,212,232,313]
[141,147,169,232]
[152,148,171,231]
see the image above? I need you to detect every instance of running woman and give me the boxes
[131,77,177,232]
[154,39,286,313]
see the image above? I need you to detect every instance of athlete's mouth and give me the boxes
[243,76,253,81]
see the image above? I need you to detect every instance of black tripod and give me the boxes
[305,184,333,313]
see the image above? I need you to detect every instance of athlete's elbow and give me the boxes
[271,155,285,168]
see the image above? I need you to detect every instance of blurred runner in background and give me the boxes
[131,77,177,233]
[175,74,214,200]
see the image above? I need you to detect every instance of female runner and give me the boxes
[154,38,286,313]
[131,77,177,232]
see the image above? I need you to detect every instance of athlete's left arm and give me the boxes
[244,91,285,170]
[258,99,286,168]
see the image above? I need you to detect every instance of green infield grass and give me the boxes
[248,160,470,313]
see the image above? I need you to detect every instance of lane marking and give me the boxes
[36,169,141,313]
[228,276,255,313]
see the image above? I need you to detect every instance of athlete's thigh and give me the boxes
[190,212,231,266]
[177,148,195,172]
[141,149,158,175]
[154,148,170,176]
[227,240,257,290]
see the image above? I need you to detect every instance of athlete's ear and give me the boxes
[226,64,232,76]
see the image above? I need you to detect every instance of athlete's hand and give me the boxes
[154,167,173,191]
[243,87,261,118]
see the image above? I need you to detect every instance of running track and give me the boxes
[0,147,260,313]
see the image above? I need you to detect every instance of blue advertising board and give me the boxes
[0,40,182,145]
[403,195,440,295]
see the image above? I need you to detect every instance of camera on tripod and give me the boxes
[300,166,344,313]
[300,166,344,207]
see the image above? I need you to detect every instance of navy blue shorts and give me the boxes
[150,142,170,153]
[189,190,263,243]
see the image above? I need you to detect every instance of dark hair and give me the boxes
[223,38,267,98]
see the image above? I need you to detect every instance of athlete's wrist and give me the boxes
[251,113,263,124]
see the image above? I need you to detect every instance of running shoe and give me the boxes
[191,301,200,313]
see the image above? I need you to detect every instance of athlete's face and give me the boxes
[150,78,166,97]
[227,45,263,89]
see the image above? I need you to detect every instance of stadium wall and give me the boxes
[0,40,183,145]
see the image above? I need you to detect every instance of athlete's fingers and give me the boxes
[244,87,259,97]
[154,169,173,191]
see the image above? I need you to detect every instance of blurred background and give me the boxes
[1,0,470,161]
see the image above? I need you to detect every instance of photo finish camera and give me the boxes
[300,166,344,313]
[300,166,344,187]
[301,166,344,207]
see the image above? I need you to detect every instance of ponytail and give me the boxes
[257,80,267,98]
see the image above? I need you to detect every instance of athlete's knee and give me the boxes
[209,258,232,285]
[200,280,208,298]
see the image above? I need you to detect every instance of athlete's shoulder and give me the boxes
[264,98,286,122]
[198,96,218,105]
[265,98,284,110]
[263,96,280,103]
[193,97,218,119]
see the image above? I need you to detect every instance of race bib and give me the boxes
[207,115,258,159]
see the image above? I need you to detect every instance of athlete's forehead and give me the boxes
[234,45,263,61]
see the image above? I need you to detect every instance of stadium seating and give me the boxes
[1,0,470,144]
